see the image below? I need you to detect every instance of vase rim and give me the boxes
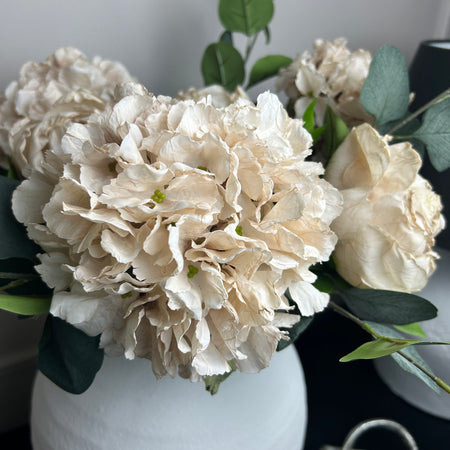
[420,39,450,50]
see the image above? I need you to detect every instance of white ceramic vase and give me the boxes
[31,344,307,450]
[374,248,450,419]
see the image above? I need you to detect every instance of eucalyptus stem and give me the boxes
[387,87,450,135]
[328,300,450,394]
[244,33,258,64]
[0,279,30,291]
[396,349,450,394]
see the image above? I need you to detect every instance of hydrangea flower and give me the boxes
[13,84,342,380]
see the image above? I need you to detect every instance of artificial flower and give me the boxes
[276,38,373,126]
[13,84,342,380]
[0,46,134,179]
[326,123,445,292]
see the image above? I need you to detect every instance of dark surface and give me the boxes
[295,308,450,450]
[1,308,449,449]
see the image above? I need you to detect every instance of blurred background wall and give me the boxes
[0,0,449,432]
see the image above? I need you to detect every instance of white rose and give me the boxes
[326,123,445,292]
[0,46,134,179]
[14,88,342,380]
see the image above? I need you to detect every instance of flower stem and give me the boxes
[387,87,450,135]
[328,300,450,394]
[244,33,259,64]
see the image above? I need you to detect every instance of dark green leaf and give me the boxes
[340,288,437,325]
[38,315,104,394]
[277,316,313,351]
[0,176,40,261]
[201,42,245,91]
[413,97,450,171]
[323,106,349,158]
[203,361,236,395]
[247,55,293,88]
[311,125,327,143]
[277,289,314,351]
[360,45,410,126]
[340,338,414,362]
[367,322,439,392]
[313,274,334,294]
[263,26,271,44]
[220,31,233,45]
[0,293,51,315]
[219,0,274,36]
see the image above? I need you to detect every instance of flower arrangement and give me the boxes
[0,0,449,396]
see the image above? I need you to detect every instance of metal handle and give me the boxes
[342,418,418,450]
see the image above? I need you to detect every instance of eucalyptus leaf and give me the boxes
[413,97,450,172]
[340,288,437,325]
[0,294,51,315]
[323,106,349,157]
[366,322,439,393]
[201,42,245,91]
[0,176,40,261]
[360,45,409,127]
[340,338,413,362]
[220,30,233,45]
[247,55,292,89]
[277,289,314,351]
[394,322,427,338]
[218,0,274,36]
[277,316,314,351]
[38,315,104,394]
[263,26,271,44]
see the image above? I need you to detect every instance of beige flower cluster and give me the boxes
[13,82,342,380]
[326,124,445,292]
[0,47,134,179]
[276,38,373,126]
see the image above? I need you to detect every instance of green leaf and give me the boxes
[360,45,410,127]
[201,42,245,91]
[311,125,327,143]
[38,315,104,394]
[247,55,293,89]
[0,294,51,315]
[0,176,40,261]
[263,26,271,44]
[277,289,314,351]
[218,0,274,36]
[340,338,414,362]
[219,30,233,45]
[313,274,334,294]
[394,322,427,338]
[323,106,349,157]
[302,98,316,134]
[413,97,450,172]
[366,322,439,393]
[203,361,237,395]
[277,316,314,351]
[340,288,437,325]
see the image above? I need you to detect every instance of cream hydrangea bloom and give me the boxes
[276,38,373,126]
[13,84,342,380]
[0,47,134,179]
[178,85,249,107]
[326,124,445,292]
